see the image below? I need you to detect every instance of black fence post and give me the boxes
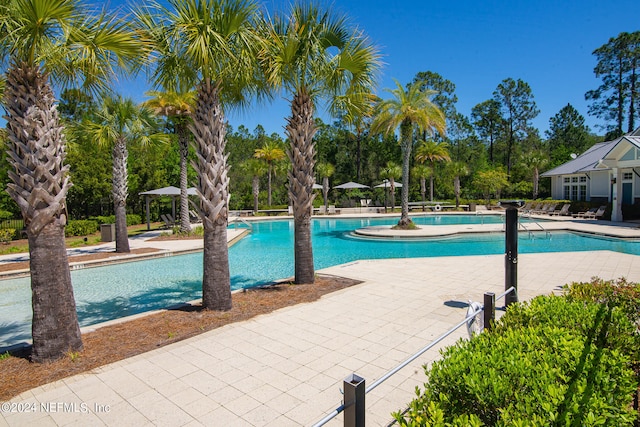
[343,374,365,427]
[484,292,495,331]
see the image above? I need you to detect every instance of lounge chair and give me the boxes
[318,205,327,215]
[527,203,542,214]
[189,209,201,223]
[160,214,174,228]
[288,206,293,215]
[533,203,552,214]
[328,205,336,215]
[519,201,533,212]
[583,206,607,220]
[550,203,570,216]
[572,207,597,218]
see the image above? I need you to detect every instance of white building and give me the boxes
[541,127,640,222]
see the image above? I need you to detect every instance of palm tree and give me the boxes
[371,80,446,228]
[316,162,335,213]
[380,161,402,212]
[254,140,286,206]
[261,3,380,283]
[520,150,549,199]
[136,0,264,310]
[0,0,142,362]
[241,158,267,213]
[81,95,167,253]
[411,164,432,210]
[144,89,196,234]
[447,161,470,208]
[415,140,451,202]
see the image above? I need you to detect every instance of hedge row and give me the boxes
[394,278,640,426]
[64,214,143,237]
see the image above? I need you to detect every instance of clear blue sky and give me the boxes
[111,0,640,137]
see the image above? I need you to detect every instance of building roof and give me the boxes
[541,127,640,177]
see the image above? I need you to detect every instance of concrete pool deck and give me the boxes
[2,215,640,426]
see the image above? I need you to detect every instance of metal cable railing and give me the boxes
[311,286,517,427]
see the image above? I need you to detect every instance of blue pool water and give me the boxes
[1,215,639,348]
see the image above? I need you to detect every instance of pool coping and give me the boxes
[353,217,640,239]
[0,228,249,280]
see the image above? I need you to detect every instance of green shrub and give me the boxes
[496,294,639,359]
[0,228,15,244]
[0,211,13,221]
[395,295,638,426]
[88,214,142,230]
[65,220,99,237]
[564,277,640,328]
[395,324,636,426]
[126,214,142,226]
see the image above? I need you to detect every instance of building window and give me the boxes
[623,172,633,181]
[564,186,570,200]
[580,185,587,200]
[571,177,578,183]
[571,185,578,200]
[563,177,570,183]
[579,176,587,183]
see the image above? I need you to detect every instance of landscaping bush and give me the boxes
[88,214,142,230]
[564,277,640,328]
[495,294,639,359]
[65,220,99,237]
[395,324,636,426]
[394,295,638,426]
[0,229,15,244]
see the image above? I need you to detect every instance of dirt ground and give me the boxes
[0,265,361,401]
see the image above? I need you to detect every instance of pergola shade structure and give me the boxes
[139,186,197,230]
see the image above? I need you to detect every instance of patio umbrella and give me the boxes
[374,180,400,212]
[374,179,402,188]
[333,181,370,189]
[333,182,370,208]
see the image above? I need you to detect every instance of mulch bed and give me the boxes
[0,274,361,401]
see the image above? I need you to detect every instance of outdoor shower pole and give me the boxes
[504,205,519,306]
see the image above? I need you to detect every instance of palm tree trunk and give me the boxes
[322,176,329,213]
[286,90,316,284]
[429,161,436,202]
[267,163,273,206]
[4,62,82,362]
[252,175,260,213]
[455,176,461,208]
[177,122,191,234]
[399,121,412,227]
[390,178,396,211]
[533,167,539,199]
[29,223,83,362]
[190,79,231,310]
[420,177,426,211]
[112,139,130,253]
[429,173,434,202]
[202,224,231,309]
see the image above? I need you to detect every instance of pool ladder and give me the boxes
[229,216,253,229]
[518,218,551,240]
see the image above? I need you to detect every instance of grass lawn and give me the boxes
[0,223,165,256]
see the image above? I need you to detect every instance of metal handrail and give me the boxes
[229,216,252,229]
[311,287,518,427]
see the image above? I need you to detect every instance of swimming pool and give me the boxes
[1,215,639,348]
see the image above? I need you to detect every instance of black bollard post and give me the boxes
[343,373,365,427]
[504,206,519,307]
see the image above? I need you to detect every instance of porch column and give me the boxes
[611,167,623,222]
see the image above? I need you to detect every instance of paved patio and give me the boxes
[2,244,640,425]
